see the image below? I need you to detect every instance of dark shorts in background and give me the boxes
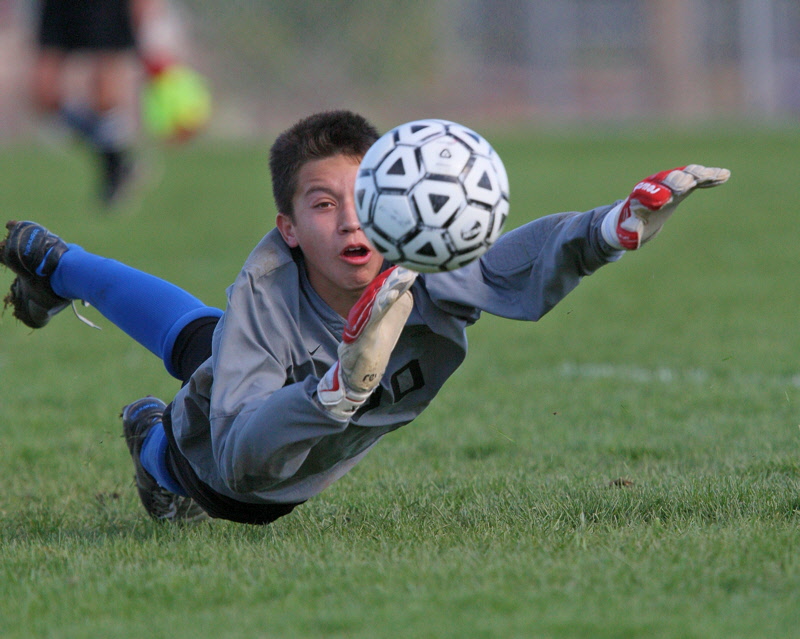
[37,0,136,51]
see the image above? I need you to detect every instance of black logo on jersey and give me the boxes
[357,359,424,414]
[390,360,424,400]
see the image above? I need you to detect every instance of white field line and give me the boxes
[558,362,800,390]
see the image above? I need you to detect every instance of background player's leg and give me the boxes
[91,53,138,205]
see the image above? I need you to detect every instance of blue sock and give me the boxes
[49,244,223,377]
[140,423,188,496]
[59,105,98,141]
[60,105,130,152]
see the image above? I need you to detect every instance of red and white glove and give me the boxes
[601,164,730,251]
[317,266,417,421]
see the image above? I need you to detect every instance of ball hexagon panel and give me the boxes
[400,230,452,271]
[358,132,397,175]
[395,120,448,145]
[489,198,510,242]
[373,145,424,191]
[419,136,472,178]
[489,150,510,198]
[462,155,503,208]
[354,172,377,227]
[364,228,403,264]
[411,179,465,228]
[371,193,418,240]
[447,123,493,156]
[447,204,492,252]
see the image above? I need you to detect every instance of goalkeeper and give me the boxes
[0,111,729,524]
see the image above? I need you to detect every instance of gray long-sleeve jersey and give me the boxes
[169,203,622,505]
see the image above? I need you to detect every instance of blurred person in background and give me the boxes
[31,0,164,208]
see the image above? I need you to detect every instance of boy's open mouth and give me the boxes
[343,245,370,258]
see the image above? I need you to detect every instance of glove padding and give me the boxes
[601,164,731,250]
[317,266,417,421]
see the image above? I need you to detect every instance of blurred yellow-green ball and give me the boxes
[142,65,211,142]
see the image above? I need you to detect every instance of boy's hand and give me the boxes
[317,266,417,421]
[601,164,730,250]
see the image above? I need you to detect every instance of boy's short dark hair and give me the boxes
[269,110,380,217]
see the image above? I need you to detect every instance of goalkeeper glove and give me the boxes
[317,266,417,421]
[601,164,730,251]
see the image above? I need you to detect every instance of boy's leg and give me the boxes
[52,244,223,378]
[136,314,218,500]
[1,220,222,379]
[123,397,207,521]
[166,315,219,383]
[2,220,218,521]
[91,53,139,206]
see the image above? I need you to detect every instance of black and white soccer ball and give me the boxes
[355,119,510,272]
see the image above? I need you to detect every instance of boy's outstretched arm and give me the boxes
[601,164,731,251]
[317,266,417,421]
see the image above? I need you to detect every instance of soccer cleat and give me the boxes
[100,150,136,208]
[601,164,730,250]
[0,220,70,328]
[121,397,207,522]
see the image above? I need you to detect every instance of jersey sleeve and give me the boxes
[421,204,622,321]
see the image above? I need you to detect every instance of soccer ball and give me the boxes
[355,119,509,272]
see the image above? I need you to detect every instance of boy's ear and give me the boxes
[275,213,299,247]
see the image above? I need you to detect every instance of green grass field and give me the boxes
[1,124,799,638]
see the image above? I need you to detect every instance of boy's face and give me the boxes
[276,153,384,318]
